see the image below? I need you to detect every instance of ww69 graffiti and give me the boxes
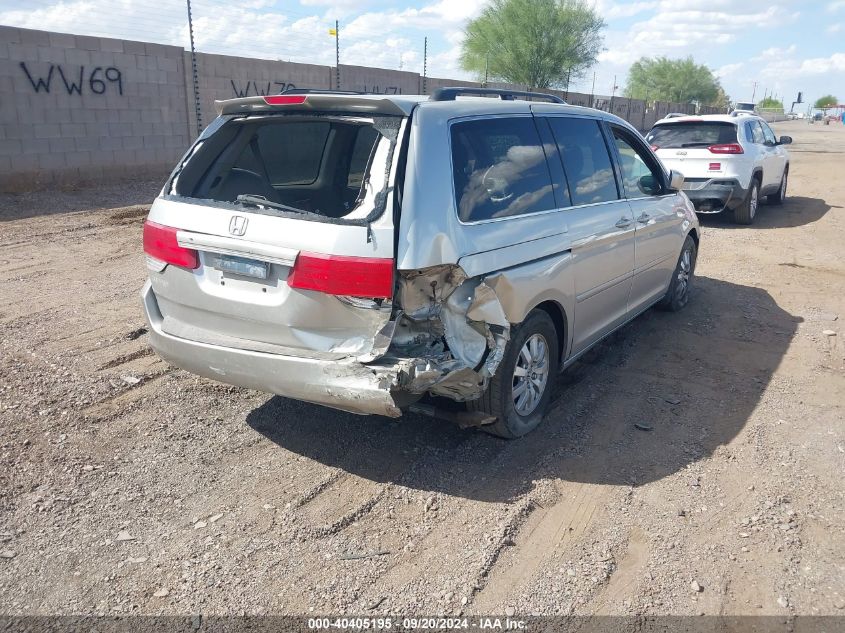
[19,62,123,96]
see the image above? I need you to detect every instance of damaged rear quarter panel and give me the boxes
[380,265,510,401]
[382,248,574,403]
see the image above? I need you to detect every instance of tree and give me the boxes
[814,94,838,110]
[460,0,605,90]
[624,56,724,105]
[757,97,784,113]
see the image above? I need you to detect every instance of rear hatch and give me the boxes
[645,120,740,184]
[144,94,412,360]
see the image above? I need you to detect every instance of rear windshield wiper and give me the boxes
[236,194,307,214]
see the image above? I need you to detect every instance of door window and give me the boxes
[450,117,556,222]
[760,122,777,145]
[547,117,619,206]
[611,128,665,197]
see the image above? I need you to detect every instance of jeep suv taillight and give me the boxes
[708,143,744,154]
[287,252,393,299]
[143,220,199,269]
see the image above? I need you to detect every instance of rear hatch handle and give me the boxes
[176,230,299,267]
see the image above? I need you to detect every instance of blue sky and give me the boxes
[1,0,843,108]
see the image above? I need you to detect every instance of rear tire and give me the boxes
[767,169,787,205]
[658,235,697,312]
[734,178,760,225]
[469,310,559,439]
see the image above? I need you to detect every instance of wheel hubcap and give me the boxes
[675,248,692,303]
[750,186,758,218]
[781,174,787,199]
[512,333,550,416]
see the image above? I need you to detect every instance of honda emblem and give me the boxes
[229,215,248,236]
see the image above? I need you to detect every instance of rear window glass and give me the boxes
[547,117,619,206]
[451,117,556,222]
[646,122,737,148]
[169,114,399,222]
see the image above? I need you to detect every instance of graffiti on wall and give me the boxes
[230,80,298,97]
[19,62,123,95]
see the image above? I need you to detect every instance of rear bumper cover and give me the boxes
[141,281,403,417]
[682,178,747,213]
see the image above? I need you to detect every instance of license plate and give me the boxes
[214,254,269,279]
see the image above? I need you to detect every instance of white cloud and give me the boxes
[760,52,845,79]
[592,0,658,19]
[827,0,845,11]
[598,3,796,67]
[754,45,798,61]
[715,62,744,79]
[828,23,843,32]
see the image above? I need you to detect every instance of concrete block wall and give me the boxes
[0,25,190,191]
[335,64,421,95]
[1,25,692,190]
[187,51,332,137]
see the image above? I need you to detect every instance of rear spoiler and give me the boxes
[215,94,419,117]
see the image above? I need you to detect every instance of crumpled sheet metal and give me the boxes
[389,267,511,401]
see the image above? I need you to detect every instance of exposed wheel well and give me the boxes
[751,169,763,184]
[533,300,567,363]
[687,227,700,248]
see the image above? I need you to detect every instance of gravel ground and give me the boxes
[0,121,843,618]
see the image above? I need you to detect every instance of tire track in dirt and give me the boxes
[472,481,609,612]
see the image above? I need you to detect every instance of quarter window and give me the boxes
[547,117,619,206]
[451,117,556,222]
[746,121,766,145]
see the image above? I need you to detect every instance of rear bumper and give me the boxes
[141,281,402,417]
[682,178,747,214]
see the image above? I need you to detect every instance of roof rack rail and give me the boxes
[430,87,566,104]
[280,88,366,96]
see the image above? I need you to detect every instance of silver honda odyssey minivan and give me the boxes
[142,88,700,438]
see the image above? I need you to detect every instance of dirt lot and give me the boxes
[1,121,843,619]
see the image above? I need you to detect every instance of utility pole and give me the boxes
[751,80,758,102]
[590,71,596,107]
[335,20,340,90]
[186,0,202,136]
[611,75,617,98]
[422,37,428,94]
[484,51,489,87]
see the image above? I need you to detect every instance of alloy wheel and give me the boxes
[512,333,550,416]
[749,185,758,218]
[675,247,692,305]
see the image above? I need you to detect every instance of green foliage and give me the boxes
[624,56,725,105]
[814,94,838,109]
[757,97,784,112]
[460,0,605,89]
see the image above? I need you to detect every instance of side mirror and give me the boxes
[638,174,662,196]
[669,169,684,191]
[778,135,793,145]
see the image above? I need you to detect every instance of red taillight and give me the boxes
[263,95,307,105]
[287,252,393,299]
[708,143,743,154]
[650,144,659,152]
[143,220,199,269]
[708,162,721,171]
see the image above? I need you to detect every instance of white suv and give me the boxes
[645,114,792,224]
